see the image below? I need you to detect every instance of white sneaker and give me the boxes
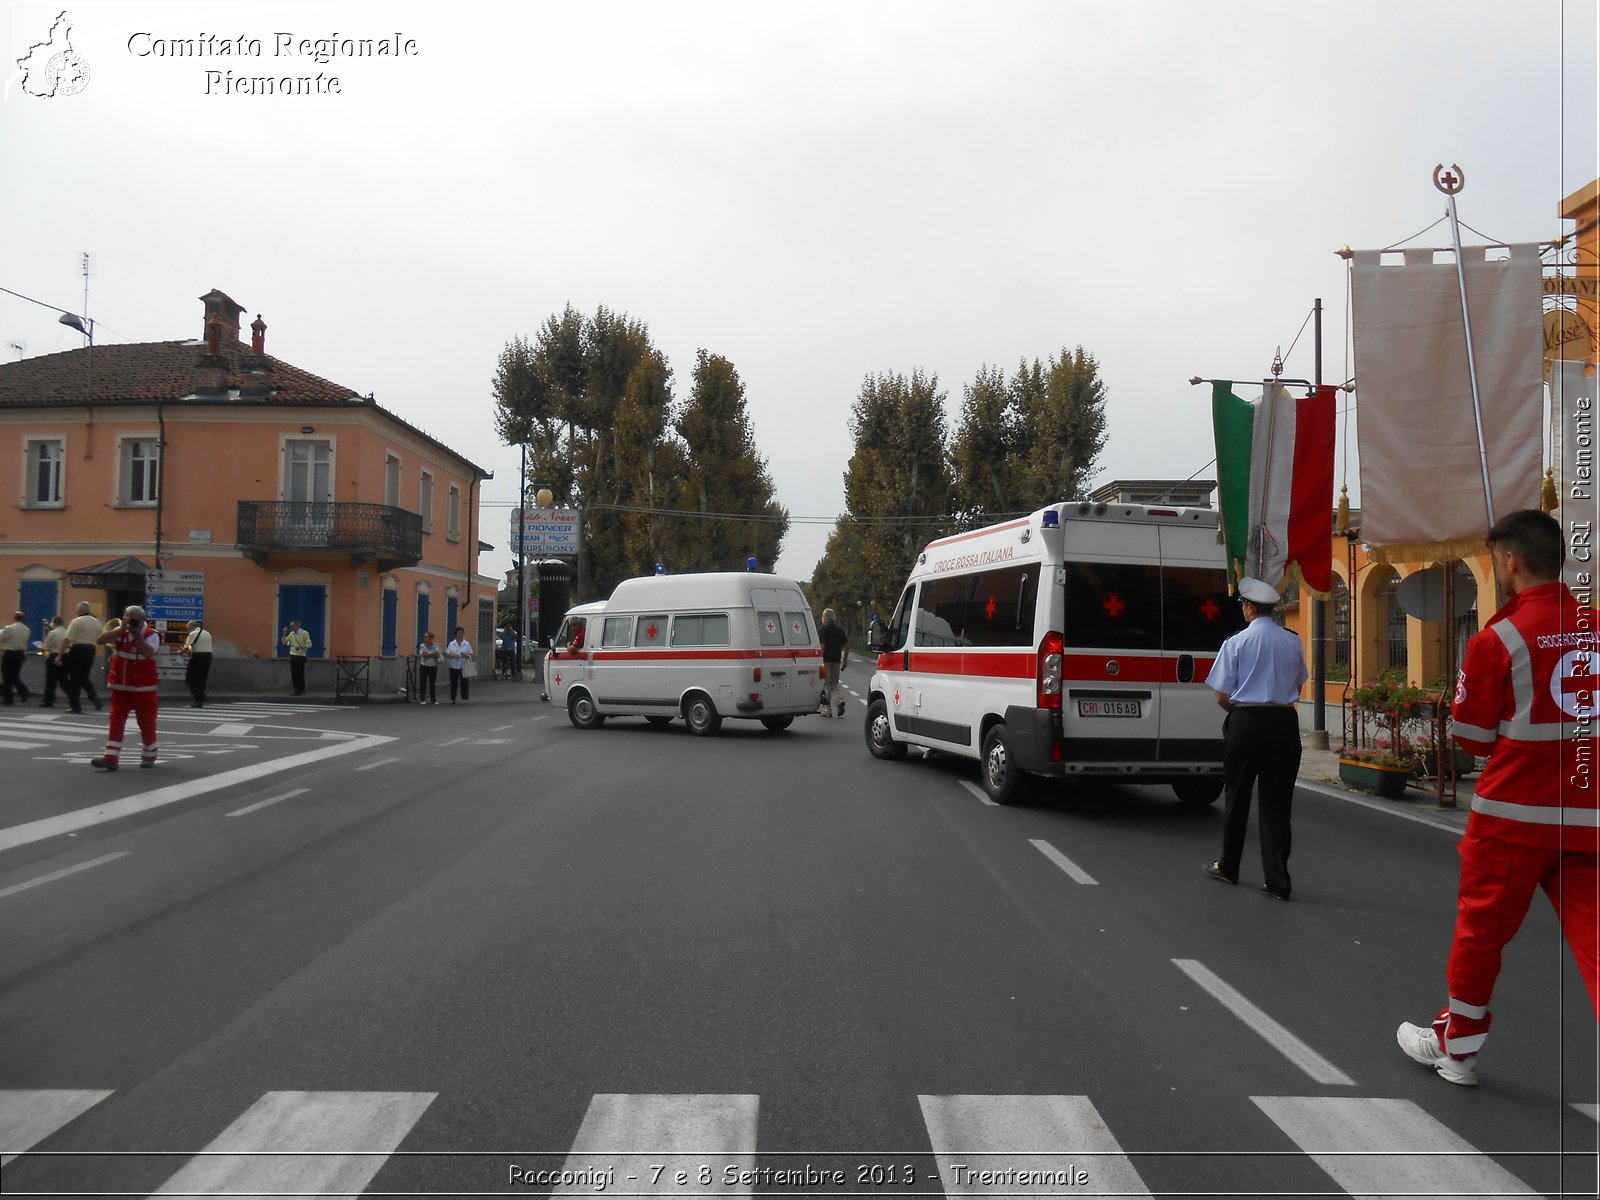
[1396,1021,1478,1086]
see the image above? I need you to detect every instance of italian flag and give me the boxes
[1212,380,1336,594]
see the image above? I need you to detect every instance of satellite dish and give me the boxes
[1396,565,1477,622]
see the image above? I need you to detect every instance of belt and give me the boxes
[1230,701,1295,708]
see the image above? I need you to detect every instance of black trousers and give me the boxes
[42,655,63,705]
[64,645,100,711]
[418,664,438,702]
[289,655,306,695]
[186,652,212,705]
[1,649,28,703]
[1218,706,1302,896]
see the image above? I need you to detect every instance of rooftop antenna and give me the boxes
[5,340,25,358]
[80,251,92,330]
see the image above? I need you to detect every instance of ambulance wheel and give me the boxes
[683,693,723,736]
[1173,779,1224,806]
[568,690,605,729]
[980,723,1025,805]
[866,699,907,760]
[645,715,673,728]
[760,715,794,732]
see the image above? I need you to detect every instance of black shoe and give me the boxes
[1257,885,1290,901]
[68,706,83,714]
[139,760,156,769]
[92,697,102,711]
[1203,862,1237,884]
[90,757,118,771]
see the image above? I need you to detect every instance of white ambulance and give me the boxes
[544,572,823,734]
[865,501,1248,804]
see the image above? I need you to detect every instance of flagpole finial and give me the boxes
[1432,163,1466,195]
[1271,348,1284,379]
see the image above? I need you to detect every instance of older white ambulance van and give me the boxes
[544,572,823,734]
[866,502,1248,804]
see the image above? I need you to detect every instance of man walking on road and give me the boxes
[1398,509,1599,1087]
[91,605,160,771]
[818,608,849,718]
[0,610,32,705]
[62,601,103,713]
[1202,577,1308,901]
[40,615,67,707]
[183,619,214,707]
[281,619,312,695]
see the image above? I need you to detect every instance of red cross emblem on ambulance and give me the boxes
[1199,598,1220,621]
[646,622,659,639]
[1103,593,1127,619]
[766,619,777,634]
[553,673,563,686]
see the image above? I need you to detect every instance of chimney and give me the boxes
[198,288,245,344]
[204,316,222,356]
[251,314,267,355]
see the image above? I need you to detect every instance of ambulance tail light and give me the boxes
[1038,632,1063,710]
[753,666,762,682]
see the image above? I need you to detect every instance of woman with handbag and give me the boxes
[446,626,475,704]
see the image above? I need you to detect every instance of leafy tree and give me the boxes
[672,350,787,573]
[950,362,1020,522]
[1009,346,1108,502]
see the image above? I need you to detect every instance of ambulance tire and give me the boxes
[760,715,794,732]
[684,693,723,736]
[980,723,1026,805]
[568,690,605,729]
[1173,778,1224,806]
[866,699,907,760]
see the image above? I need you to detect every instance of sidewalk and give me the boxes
[160,668,551,708]
[1298,733,1473,832]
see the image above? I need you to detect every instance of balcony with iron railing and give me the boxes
[237,501,423,568]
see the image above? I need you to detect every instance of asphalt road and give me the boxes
[1,680,1595,1197]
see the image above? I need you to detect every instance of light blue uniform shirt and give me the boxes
[1205,617,1308,705]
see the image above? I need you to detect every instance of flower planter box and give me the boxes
[1338,758,1411,799]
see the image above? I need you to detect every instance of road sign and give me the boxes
[146,570,203,588]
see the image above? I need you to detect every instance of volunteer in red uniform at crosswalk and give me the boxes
[90,604,161,771]
[1398,509,1599,1086]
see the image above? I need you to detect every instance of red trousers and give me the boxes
[104,690,159,764]
[1435,829,1600,1058]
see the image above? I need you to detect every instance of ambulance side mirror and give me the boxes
[866,619,885,654]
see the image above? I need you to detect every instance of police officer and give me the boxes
[1202,577,1308,900]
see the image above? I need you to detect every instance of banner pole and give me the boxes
[1436,163,1497,530]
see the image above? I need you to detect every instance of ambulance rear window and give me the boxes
[1063,562,1161,651]
[1164,568,1246,650]
[757,611,785,646]
[783,611,813,646]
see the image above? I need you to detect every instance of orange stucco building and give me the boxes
[0,289,494,696]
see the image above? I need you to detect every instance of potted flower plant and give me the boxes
[1338,740,1415,798]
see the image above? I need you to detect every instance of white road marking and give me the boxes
[1254,1096,1539,1197]
[1295,778,1463,833]
[554,1094,758,1198]
[1575,1102,1599,1123]
[530,714,549,722]
[149,1090,434,1196]
[0,733,397,853]
[207,722,254,736]
[438,737,468,746]
[1030,838,1098,885]
[960,780,999,807]
[919,1094,1151,1196]
[1172,959,1354,1086]
[492,723,516,732]
[0,1089,114,1166]
[0,739,52,750]
[0,852,131,901]
[355,756,401,771]
[226,788,310,817]
[0,725,97,742]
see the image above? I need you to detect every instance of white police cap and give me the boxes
[1238,577,1280,605]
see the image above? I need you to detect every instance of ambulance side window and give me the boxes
[757,611,785,647]
[1062,561,1161,650]
[783,611,813,646]
[965,564,1041,648]
[601,617,632,648]
[635,615,669,648]
[916,574,975,647]
[671,614,731,647]
[882,588,913,652]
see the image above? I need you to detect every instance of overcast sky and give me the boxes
[3,1,1595,588]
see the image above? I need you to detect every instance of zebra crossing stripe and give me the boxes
[0,740,52,750]
[918,1095,1151,1196]
[149,1090,435,1196]
[1252,1096,1539,1198]
[0,726,98,742]
[1171,960,1355,1086]
[553,1093,758,1197]
[0,1089,113,1166]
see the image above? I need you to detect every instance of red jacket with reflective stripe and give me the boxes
[108,627,161,693]
[1451,582,1598,851]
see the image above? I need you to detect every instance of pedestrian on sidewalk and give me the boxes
[0,610,31,705]
[1201,577,1307,901]
[91,605,160,771]
[281,619,312,695]
[417,631,442,704]
[62,601,103,713]
[446,627,475,703]
[818,608,849,717]
[1397,509,1599,1088]
[182,618,214,707]
[40,615,66,707]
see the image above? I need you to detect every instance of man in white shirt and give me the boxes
[1201,577,1308,901]
[62,601,104,714]
[446,627,474,704]
[40,615,68,707]
[0,611,31,704]
[183,619,215,708]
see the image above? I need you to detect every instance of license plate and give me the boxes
[1078,699,1141,718]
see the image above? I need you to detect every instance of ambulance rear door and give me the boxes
[1155,525,1246,760]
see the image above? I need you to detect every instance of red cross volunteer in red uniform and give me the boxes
[91,604,161,771]
[1398,510,1599,1087]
